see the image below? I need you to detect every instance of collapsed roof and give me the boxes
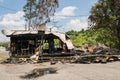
[6,30,74,49]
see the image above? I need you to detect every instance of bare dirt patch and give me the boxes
[0,49,120,80]
[0,62,120,80]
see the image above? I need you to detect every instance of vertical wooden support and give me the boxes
[49,38,54,54]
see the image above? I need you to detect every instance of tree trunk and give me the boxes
[116,26,120,49]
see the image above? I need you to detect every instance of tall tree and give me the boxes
[23,0,59,30]
[89,0,120,49]
[23,0,37,30]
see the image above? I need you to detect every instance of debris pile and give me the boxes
[74,43,120,64]
[1,42,120,64]
[75,43,120,55]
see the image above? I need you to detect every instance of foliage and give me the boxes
[0,42,9,48]
[23,0,36,29]
[66,29,112,47]
[89,0,120,49]
[23,0,59,30]
[43,39,60,49]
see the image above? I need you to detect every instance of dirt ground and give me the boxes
[0,62,120,80]
[0,49,120,80]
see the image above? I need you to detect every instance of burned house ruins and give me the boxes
[6,29,74,58]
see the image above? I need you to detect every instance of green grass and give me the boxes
[0,57,7,62]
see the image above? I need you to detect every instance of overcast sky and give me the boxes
[0,0,98,42]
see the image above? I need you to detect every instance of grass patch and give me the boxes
[0,57,7,62]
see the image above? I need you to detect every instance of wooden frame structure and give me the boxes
[7,30,74,58]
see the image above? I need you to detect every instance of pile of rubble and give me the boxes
[1,42,120,64]
[74,43,120,64]
[75,43,120,55]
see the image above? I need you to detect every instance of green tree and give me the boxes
[89,0,120,49]
[0,42,9,48]
[23,0,59,30]
[23,0,37,30]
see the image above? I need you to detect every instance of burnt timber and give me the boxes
[6,30,75,58]
[5,29,120,63]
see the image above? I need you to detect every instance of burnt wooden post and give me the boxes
[38,31,45,55]
[48,38,54,54]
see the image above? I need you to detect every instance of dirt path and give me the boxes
[0,49,120,80]
[0,48,9,61]
[0,62,120,80]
